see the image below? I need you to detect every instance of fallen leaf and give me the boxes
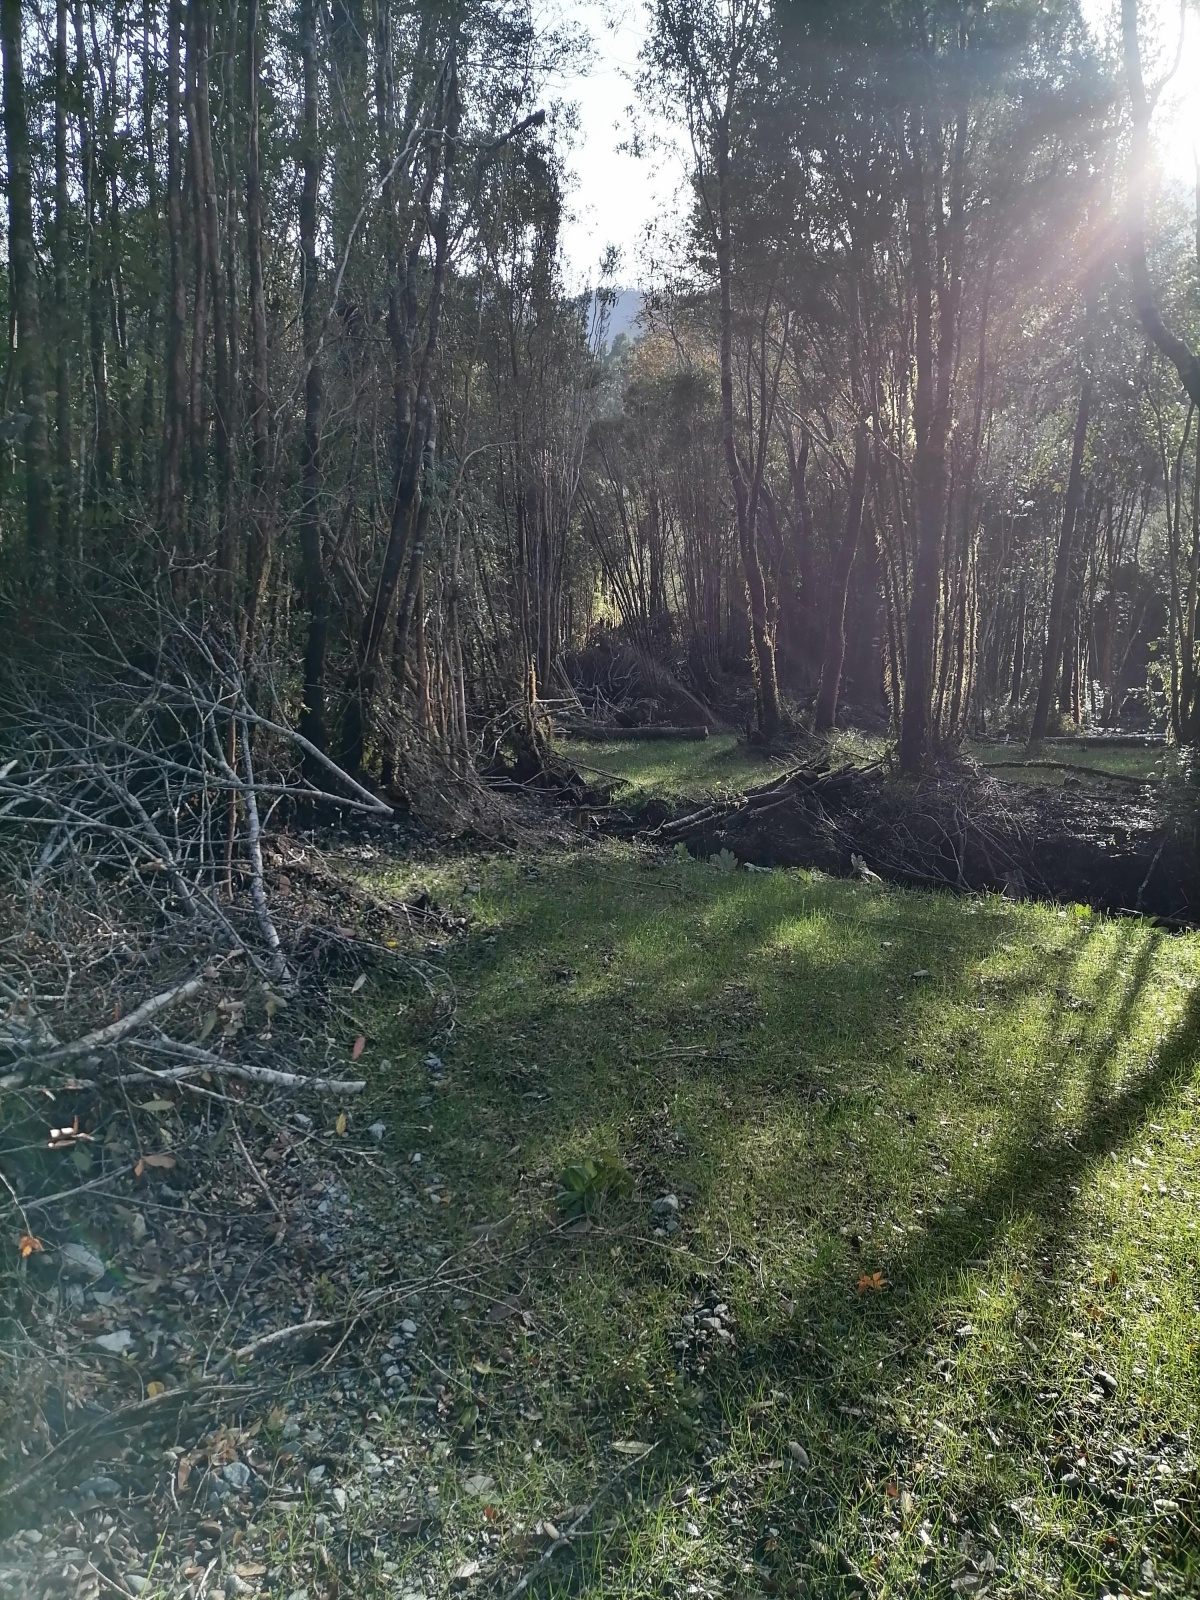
[147,1380,165,1398]
[335,1111,347,1136]
[351,1035,366,1060]
[351,974,366,993]
[612,1440,652,1456]
[856,1270,887,1294]
[18,1233,43,1258]
[142,1152,176,1170]
[139,1099,174,1113]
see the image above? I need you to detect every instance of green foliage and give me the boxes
[708,847,738,872]
[556,1152,633,1218]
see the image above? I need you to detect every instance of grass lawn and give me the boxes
[345,840,1200,1598]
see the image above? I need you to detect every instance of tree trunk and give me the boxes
[1008,577,1026,709]
[815,421,869,732]
[244,0,271,640]
[160,0,187,564]
[1029,354,1092,743]
[53,0,73,583]
[2,0,53,570]
[715,122,780,738]
[297,0,329,765]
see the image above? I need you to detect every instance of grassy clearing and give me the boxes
[559,734,786,803]
[560,729,887,805]
[968,742,1165,786]
[344,843,1200,1598]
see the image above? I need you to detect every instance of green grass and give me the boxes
[560,733,786,803]
[969,741,1165,786]
[347,846,1200,1598]
[560,729,888,805]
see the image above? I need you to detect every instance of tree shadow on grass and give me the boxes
[378,855,1197,1594]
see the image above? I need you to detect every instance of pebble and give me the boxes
[61,1243,106,1281]
[400,1318,417,1337]
[125,1577,149,1596]
[787,1441,810,1469]
[652,1194,680,1214]
[93,1329,134,1354]
[313,1514,328,1540]
[306,1464,327,1486]
[368,1121,386,1142]
[77,1475,122,1500]
[292,1113,313,1130]
[222,1461,252,1490]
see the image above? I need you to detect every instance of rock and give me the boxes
[222,1461,252,1490]
[313,1514,328,1540]
[17,1529,43,1545]
[306,1464,327,1486]
[125,1577,150,1595]
[463,1473,495,1498]
[652,1194,680,1215]
[368,1121,386,1143]
[1094,1369,1118,1397]
[331,1487,347,1511]
[400,1318,417,1337]
[286,1591,308,1600]
[61,1243,106,1281]
[787,1441,810,1469]
[293,1113,313,1130]
[76,1475,122,1500]
[93,1329,133,1354]
[450,1561,481,1590]
[225,1575,251,1597]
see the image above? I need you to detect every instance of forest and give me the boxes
[2,0,1200,1596]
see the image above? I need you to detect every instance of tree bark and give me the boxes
[2,0,53,570]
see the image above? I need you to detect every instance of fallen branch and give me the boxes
[134,1037,365,1094]
[14,975,207,1063]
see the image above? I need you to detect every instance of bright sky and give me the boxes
[552,0,1200,291]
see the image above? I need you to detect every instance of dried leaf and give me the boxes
[197,1009,218,1043]
[139,1099,174,1113]
[335,1111,347,1136]
[856,1270,887,1294]
[142,1152,176,1170]
[351,1035,366,1061]
[147,1380,165,1398]
[351,974,366,993]
[17,1233,43,1258]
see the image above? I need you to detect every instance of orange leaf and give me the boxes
[18,1233,43,1258]
[351,1035,366,1061]
[134,1158,145,1178]
[142,1152,176,1170]
[856,1270,887,1294]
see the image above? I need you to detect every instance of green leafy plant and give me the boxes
[672,842,693,862]
[709,847,738,872]
[556,1153,633,1218]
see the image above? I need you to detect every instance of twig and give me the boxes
[502,1444,655,1600]
[223,1317,336,1368]
[229,1112,284,1219]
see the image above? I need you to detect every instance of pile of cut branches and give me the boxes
[0,616,452,1544]
[656,757,1194,920]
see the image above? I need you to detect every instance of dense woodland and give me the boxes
[1,0,1199,785]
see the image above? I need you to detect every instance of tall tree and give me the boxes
[2,0,52,570]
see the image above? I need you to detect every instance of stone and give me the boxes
[93,1329,133,1354]
[76,1475,122,1500]
[222,1461,252,1490]
[368,1122,386,1143]
[61,1243,106,1281]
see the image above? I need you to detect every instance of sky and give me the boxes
[550,0,1200,291]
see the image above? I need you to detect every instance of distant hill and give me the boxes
[588,288,644,348]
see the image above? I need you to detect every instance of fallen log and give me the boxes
[561,723,710,742]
